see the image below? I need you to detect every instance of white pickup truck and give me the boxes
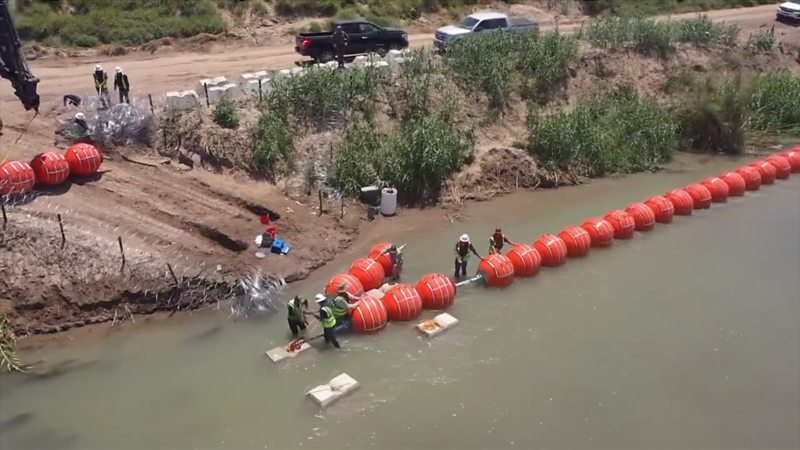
[776,1,800,23]
[433,11,538,52]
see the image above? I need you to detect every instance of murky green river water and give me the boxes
[1,155,798,450]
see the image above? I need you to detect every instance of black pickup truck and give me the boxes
[295,20,409,62]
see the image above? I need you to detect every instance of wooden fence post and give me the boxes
[57,214,65,248]
[118,236,126,273]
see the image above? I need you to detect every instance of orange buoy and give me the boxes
[702,177,729,203]
[0,161,37,195]
[766,155,791,179]
[416,273,456,310]
[684,183,712,209]
[558,225,591,257]
[604,210,636,239]
[735,166,762,191]
[625,203,656,232]
[381,284,423,321]
[64,143,103,177]
[780,150,800,172]
[644,196,674,224]
[30,152,70,186]
[324,274,365,298]
[749,160,776,185]
[477,254,515,288]
[348,258,385,291]
[368,242,397,275]
[506,243,541,277]
[533,234,568,267]
[664,189,694,216]
[352,296,388,333]
[581,217,615,247]
[720,171,746,197]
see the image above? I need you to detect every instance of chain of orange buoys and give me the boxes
[320,147,800,334]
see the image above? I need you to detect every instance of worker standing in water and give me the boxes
[380,244,403,282]
[287,295,311,338]
[315,296,341,349]
[93,65,110,108]
[454,234,481,279]
[488,228,514,254]
[113,67,131,104]
[331,285,360,331]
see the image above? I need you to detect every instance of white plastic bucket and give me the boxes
[380,188,397,216]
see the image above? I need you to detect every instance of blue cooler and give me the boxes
[271,238,284,254]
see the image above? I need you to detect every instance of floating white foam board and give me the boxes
[265,342,311,363]
[307,373,359,408]
[417,313,459,337]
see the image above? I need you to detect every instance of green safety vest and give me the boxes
[332,296,349,318]
[288,298,304,321]
[321,306,336,329]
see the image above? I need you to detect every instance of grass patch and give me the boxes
[213,99,240,130]
[582,0,777,16]
[527,87,677,176]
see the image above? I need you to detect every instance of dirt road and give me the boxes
[0,4,790,125]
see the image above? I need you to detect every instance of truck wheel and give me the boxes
[318,50,335,63]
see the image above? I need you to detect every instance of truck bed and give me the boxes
[509,17,537,28]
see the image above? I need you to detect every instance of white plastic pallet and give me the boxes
[417,313,459,337]
[307,373,359,408]
[265,341,311,363]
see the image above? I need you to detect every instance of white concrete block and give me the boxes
[265,342,311,362]
[165,90,200,111]
[273,69,292,82]
[417,313,458,337]
[197,76,228,96]
[365,60,390,74]
[352,55,369,68]
[320,61,338,70]
[253,70,269,79]
[207,83,240,104]
[307,373,359,408]
[389,57,406,74]
[385,49,404,64]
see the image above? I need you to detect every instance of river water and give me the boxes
[1,154,799,450]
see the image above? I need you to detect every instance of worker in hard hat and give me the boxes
[113,66,131,104]
[73,112,89,134]
[314,295,341,349]
[93,65,110,108]
[380,244,403,282]
[454,234,481,279]
[331,284,360,331]
[287,295,312,338]
[488,228,514,254]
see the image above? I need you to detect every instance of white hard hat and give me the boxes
[75,112,86,120]
[460,234,470,242]
[314,294,326,303]
[115,66,122,73]
[95,64,102,71]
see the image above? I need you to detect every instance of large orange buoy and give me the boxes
[64,143,103,177]
[416,273,456,310]
[558,225,591,257]
[30,152,70,186]
[766,155,791,179]
[506,243,541,277]
[352,296,388,333]
[533,234,568,267]
[381,284,423,321]
[477,253,515,288]
[604,210,636,239]
[644,195,675,224]
[736,166,762,191]
[719,171,746,197]
[684,183,712,209]
[702,176,729,203]
[367,242,398,276]
[779,150,800,172]
[749,160,776,185]
[0,161,37,195]
[581,217,615,247]
[324,274,365,298]
[348,258,385,291]
[625,203,656,232]
[664,189,694,216]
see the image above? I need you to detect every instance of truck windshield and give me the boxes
[458,17,480,29]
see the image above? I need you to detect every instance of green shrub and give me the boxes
[519,33,579,102]
[333,122,386,195]
[528,87,676,176]
[748,70,800,133]
[676,76,748,154]
[213,99,240,129]
[747,26,775,54]
[251,110,295,176]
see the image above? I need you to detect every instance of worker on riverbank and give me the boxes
[331,285,360,331]
[114,67,131,104]
[73,112,89,134]
[287,295,311,338]
[93,65,110,108]
[488,228,514,254]
[380,244,403,282]
[332,24,349,69]
[454,234,481,279]
[315,296,341,349]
